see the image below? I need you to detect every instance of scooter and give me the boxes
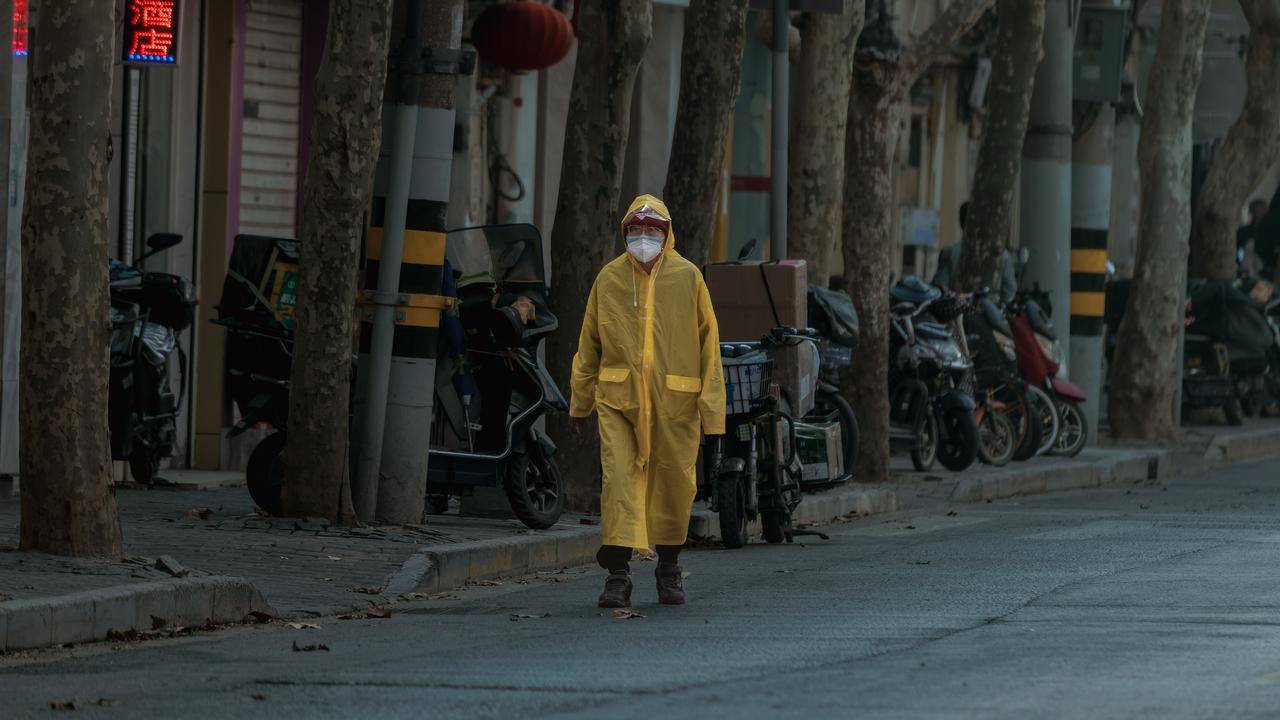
[213,225,567,529]
[108,233,196,484]
[1008,284,1087,457]
[805,284,860,484]
[710,326,830,548]
[888,277,979,472]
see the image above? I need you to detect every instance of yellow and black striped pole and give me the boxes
[352,0,468,524]
[1067,105,1116,443]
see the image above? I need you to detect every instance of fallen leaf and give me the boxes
[351,586,384,595]
[904,525,917,530]
[612,609,645,620]
[185,507,212,520]
[773,569,795,574]
[150,615,168,630]
[914,561,932,565]
[472,579,503,587]
[579,518,599,525]
[285,622,321,630]
[1139,504,1150,510]
[106,629,141,642]
[336,613,355,621]
[365,606,392,619]
[946,511,958,517]
[49,700,76,711]
[250,693,267,701]
[509,613,551,621]
[291,641,330,652]
[247,611,273,624]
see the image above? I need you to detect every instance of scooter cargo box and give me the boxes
[795,420,844,486]
[706,260,808,342]
[217,235,301,333]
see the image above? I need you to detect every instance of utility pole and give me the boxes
[1020,0,1074,371]
[353,0,466,524]
[771,0,789,261]
[0,1,25,477]
[1069,104,1115,444]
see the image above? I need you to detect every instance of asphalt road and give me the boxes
[5,460,1280,719]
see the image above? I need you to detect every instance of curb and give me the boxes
[687,486,905,542]
[382,526,604,596]
[0,576,273,653]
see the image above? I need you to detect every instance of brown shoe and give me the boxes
[656,563,685,605]
[597,570,633,608]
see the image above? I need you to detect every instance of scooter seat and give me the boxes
[890,276,942,306]
[916,322,952,341]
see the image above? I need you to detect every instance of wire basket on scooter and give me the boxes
[722,357,772,416]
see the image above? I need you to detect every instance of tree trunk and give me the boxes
[663,0,748,268]
[283,0,394,524]
[955,0,1045,292]
[841,0,994,484]
[546,0,652,512]
[788,6,865,287]
[19,0,122,557]
[1189,0,1280,280]
[1109,0,1212,441]
[841,60,909,484]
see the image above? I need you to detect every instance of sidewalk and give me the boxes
[3,419,1279,652]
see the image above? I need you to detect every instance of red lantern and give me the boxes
[471,1,574,72]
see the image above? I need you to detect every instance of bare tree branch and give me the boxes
[905,0,997,80]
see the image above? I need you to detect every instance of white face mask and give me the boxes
[627,234,664,263]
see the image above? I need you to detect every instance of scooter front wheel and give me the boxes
[911,412,939,472]
[1026,385,1060,456]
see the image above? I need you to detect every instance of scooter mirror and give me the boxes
[1018,247,1030,265]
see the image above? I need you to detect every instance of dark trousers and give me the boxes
[597,544,681,573]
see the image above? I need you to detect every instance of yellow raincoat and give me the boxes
[569,195,726,550]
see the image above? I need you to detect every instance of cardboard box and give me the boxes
[795,421,844,485]
[771,340,818,418]
[706,260,808,342]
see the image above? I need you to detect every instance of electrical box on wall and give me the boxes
[1074,4,1128,104]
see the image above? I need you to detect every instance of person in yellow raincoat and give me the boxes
[569,194,725,608]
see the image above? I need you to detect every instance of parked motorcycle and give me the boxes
[888,277,979,472]
[1008,284,1087,457]
[108,233,196,484]
[958,289,1041,465]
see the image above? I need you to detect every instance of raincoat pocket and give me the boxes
[662,374,701,419]
[596,367,635,411]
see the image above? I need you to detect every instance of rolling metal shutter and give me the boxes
[239,0,302,238]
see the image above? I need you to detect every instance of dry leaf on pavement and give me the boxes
[285,622,321,630]
[612,609,645,620]
[150,615,168,630]
[48,700,76,711]
[365,606,392,619]
[509,613,552,622]
[247,611,273,624]
[291,641,330,652]
[185,507,212,520]
[351,585,384,595]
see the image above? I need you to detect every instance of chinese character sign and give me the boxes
[124,0,180,65]
[12,0,27,57]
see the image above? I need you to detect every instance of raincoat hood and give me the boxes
[622,194,676,254]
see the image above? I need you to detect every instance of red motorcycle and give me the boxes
[1008,285,1088,457]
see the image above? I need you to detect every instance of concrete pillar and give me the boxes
[1069,105,1114,444]
[1019,0,1074,371]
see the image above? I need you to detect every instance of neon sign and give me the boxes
[12,0,27,57]
[124,0,179,65]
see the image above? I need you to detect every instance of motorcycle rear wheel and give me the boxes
[717,471,749,549]
[128,447,160,485]
[1051,401,1088,457]
[503,443,565,530]
[246,431,286,517]
[1026,385,1059,456]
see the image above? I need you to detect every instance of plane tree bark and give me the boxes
[1109,0,1212,440]
[19,0,123,557]
[841,0,995,484]
[283,0,394,523]
[1188,0,1280,280]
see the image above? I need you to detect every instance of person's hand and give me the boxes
[570,416,593,442]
